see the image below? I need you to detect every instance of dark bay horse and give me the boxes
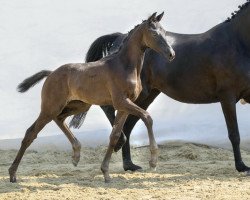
[71,1,250,173]
[9,12,175,183]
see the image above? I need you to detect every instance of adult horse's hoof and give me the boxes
[10,176,17,183]
[9,172,17,183]
[236,161,250,172]
[246,171,250,176]
[104,177,112,183]
[114,133,127,152]
[123,161,142,171]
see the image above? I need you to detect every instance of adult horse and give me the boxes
[9,12,175,183]
[71,1,250,173]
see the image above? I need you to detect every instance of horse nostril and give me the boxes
[169,52,175,60]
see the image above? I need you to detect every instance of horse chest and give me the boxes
[126,78,142,101]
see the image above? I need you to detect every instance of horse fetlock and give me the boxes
[149,155,158,169]
[101,165,111,183]
[149,146,158,169]
[73,140,81,151]
[71,140,81,166]
[149,159,157,171]
[235,161,250,172]
[72,154,80,167]
[8,167,17,183]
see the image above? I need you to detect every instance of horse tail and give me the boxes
[17,70,52,93]
[85,32,123,62]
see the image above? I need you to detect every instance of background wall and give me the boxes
[0,0,249,150]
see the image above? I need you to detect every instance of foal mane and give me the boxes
[116,20,147,52]
[225,0,250,22]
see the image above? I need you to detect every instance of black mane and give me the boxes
[116,22,144,52]
[225,0,250,22]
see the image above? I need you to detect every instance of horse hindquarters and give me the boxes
[9,72,71,182]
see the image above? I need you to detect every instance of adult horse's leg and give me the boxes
[121,89,160,171]
[101,111,128,183]
[220,94,250,172]
[9,113,52,182]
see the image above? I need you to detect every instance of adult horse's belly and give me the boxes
[161,85,219,104]
[152,66,219,104]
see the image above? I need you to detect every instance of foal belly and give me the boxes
[71,82,112,105]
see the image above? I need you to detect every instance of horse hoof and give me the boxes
[150,166,157,172]
[149,160,157,169]
[104,177,112,183]
[245,171,250,176]
[10,176,17,183]
[123,161,142,171]
[72,157,80,167]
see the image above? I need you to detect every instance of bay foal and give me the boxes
[9,12,175,183]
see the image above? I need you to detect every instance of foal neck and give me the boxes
[118,25,147,75]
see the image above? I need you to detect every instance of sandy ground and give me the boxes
[1,142,250,200]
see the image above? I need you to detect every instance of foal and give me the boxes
[9,12,175,183]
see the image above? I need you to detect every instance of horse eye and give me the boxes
[149,23,157,30]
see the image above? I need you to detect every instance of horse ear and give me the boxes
[156,12,164,22]
[148,12,157,22]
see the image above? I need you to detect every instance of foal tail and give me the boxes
[17,70,52,93]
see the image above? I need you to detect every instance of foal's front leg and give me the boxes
[114,98,158,170]
[101,111,128,183]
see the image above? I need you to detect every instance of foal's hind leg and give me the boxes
[101,111,128,183]
[55,101,91,166]
[9,113,52,182]
[55,119,81,166]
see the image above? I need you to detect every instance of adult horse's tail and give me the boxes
[69,32,123,129]
[85,32,123,62]
[17,70,52,93]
